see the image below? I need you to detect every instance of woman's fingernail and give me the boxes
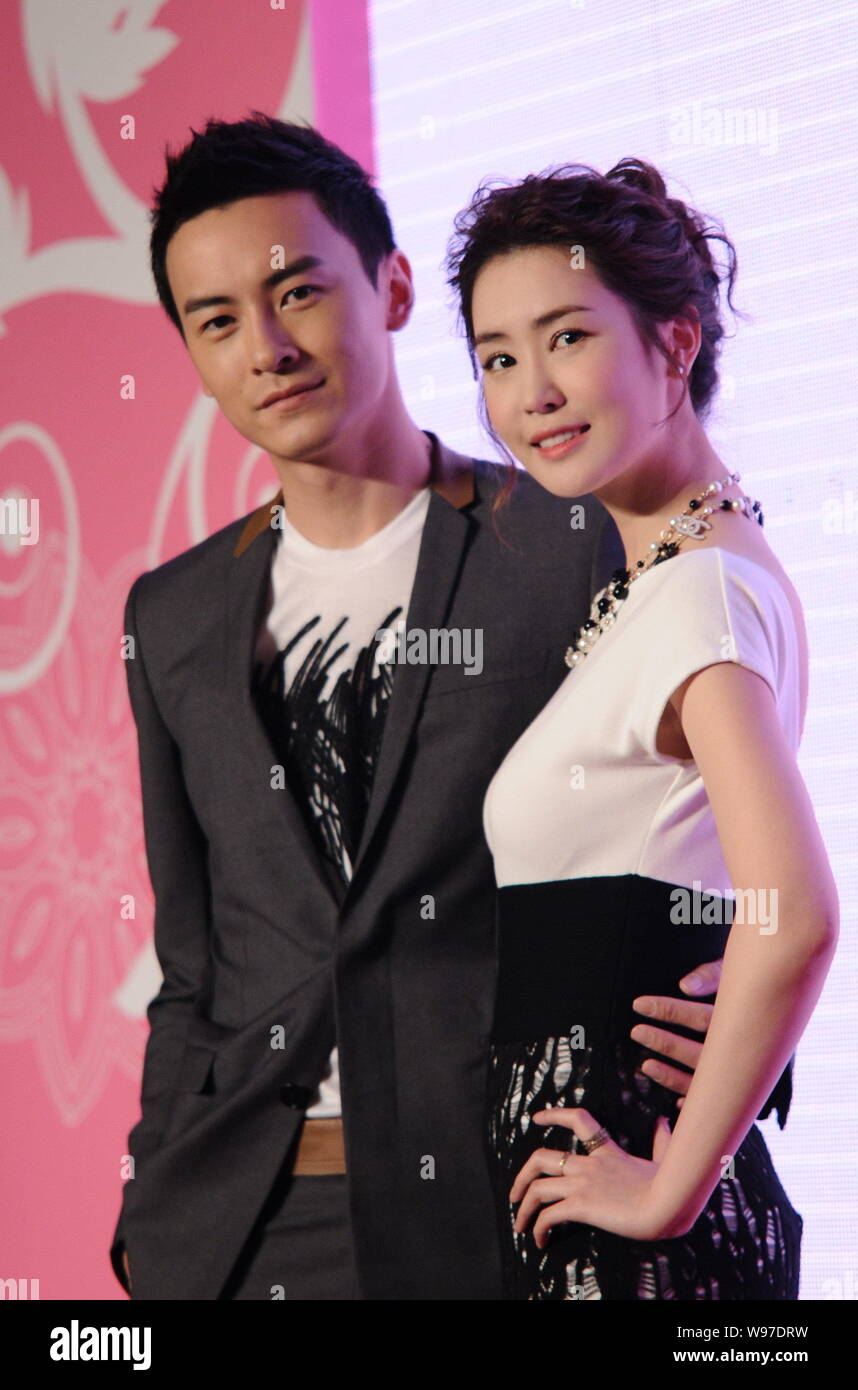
[683,974,704,993]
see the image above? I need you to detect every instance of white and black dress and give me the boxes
[483,546,804,1300]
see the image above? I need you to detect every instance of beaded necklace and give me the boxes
[565,471,764,669]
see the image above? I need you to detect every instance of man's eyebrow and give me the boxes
[182,255,326,317]
[474,305,593,348]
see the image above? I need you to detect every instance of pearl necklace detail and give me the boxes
[564,471,764,669]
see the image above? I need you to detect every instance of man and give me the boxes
[111,113,792,1300]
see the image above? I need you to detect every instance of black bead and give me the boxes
[583,619,596,629]
[597,596,611,614]
[688,499,700,510]
[613,586,628,602]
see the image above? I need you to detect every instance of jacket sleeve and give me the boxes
[110,574,213,1292]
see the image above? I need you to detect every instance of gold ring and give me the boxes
[582,1126,610,1154]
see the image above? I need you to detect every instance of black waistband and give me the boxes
[491,875,732,1044]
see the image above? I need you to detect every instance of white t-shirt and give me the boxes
[484,547,804,892]
[253,487,431,1116]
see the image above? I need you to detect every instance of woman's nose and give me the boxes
[524,373,566,414]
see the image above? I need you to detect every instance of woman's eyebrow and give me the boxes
[474,304,592,348]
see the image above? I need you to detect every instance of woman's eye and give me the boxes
[481,332,586,370]
[483,353,515,372]
[554,329,586,348]
[202,315,231,333]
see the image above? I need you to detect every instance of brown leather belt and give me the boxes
[292,1117,346,1175]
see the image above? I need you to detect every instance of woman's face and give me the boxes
[470,245,686,499]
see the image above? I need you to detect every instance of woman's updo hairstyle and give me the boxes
[444,157,743,511]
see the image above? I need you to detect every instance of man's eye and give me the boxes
[283,285,320,304]
[199,285,320,331]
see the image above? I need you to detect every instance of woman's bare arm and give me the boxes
[645,659,838,1235]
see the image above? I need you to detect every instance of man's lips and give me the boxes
[258,379,325,409]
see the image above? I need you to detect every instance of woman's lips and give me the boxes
[533,425,590,459]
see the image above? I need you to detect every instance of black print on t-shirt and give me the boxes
[251,606,404,882]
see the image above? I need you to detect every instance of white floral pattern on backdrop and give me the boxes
[0,0,374,1296]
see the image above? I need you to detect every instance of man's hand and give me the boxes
[630,957,723,1109]
[122,1249,131,1292]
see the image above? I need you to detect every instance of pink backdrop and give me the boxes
[0,0,373,1300]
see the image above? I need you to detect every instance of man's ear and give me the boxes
[384,249,415,332]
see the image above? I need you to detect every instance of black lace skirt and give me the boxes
[486,877,803,1300]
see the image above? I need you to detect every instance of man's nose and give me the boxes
[247,311,302,373]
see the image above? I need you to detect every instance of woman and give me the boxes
[444,158,839,1300]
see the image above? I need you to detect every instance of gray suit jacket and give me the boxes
[110,431,791,1299]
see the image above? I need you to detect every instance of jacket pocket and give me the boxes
[157,1045,219,1147]
[174,1042,217,1094]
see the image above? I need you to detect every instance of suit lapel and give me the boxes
[226,506,341,909]
[227,432,478,904]
[348,435,477,886]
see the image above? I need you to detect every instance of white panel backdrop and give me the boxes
[367,0,858,1298]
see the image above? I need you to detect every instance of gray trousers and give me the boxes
[222,1172,359,1300]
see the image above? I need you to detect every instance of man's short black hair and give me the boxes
[150,111,397,334]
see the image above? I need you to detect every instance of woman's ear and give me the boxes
[663,305,702,377]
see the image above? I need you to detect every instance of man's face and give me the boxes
[471,247,687,499]
[165,191,406,467]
